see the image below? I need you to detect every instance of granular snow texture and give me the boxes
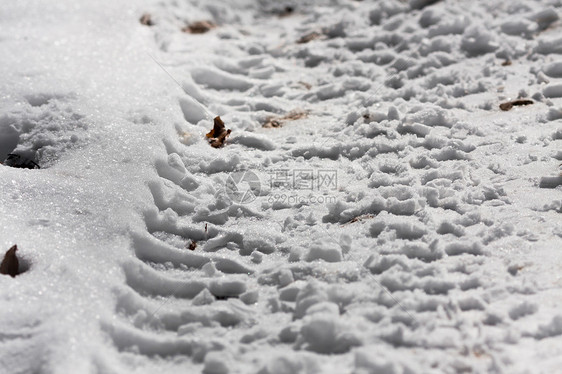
[1,0,561,373]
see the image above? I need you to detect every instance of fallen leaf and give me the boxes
[0,245,19,278]
[139,13,153,26]
[183,21,216,34]
[501,60,512,66]
[499,99,533,111]
[263,110,308,128]
[297,31,322,44]
[342,214,375,225]
[188,241,197,251]
[298,81,312,90]
[206,116,231,148]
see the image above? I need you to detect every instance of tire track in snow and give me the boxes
[105,1,562,373]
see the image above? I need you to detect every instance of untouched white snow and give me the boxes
[1,0,561,373]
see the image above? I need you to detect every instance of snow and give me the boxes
[1,0,562,373]
[544,83,562,98]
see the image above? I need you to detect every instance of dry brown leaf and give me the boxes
[298,81,312,90]
[183,21,216,34]
[206,116,231,148]
[0,245,19,278]
[140,13,153,26]
[263,110,308,128]
[263,119,282,128]
[499,99,533,111]
[297,31,322,44]
[342,214,375,226]
[188,241,197,251]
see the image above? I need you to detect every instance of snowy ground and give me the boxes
[1,0,562,373]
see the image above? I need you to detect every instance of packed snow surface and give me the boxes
[1,0,561,373]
